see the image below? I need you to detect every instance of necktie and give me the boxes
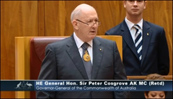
[81,43,92,79]
[134,24,143,61]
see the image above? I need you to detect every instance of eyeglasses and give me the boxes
[76,19,101,26]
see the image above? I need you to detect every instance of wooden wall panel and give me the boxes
[1,1,172,98]
[44,1,81,36]
[38,0,45,36]
[1,1,38,98]
[87,1,126,35]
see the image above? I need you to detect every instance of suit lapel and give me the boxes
[141,21,151,65]
[66,36,88,79]
[121,21,138,58]
[92,38,103,79]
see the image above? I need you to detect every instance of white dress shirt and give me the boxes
[125,17,143,43]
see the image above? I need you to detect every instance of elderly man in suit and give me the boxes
[37,3,127,98]
[106,0,169,98]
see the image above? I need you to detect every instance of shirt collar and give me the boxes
[125,17,143,30]
[73,32,93,49]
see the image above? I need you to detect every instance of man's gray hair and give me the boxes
[70,4,95,22]
[70,8,81,22]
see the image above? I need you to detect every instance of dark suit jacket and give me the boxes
[36,35,127,98]
[106,20,169,75]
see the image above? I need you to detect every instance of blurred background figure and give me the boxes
[106,0,170,98]
[144,73,167,99]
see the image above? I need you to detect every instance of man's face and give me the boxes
[124,0,146,16]
[145,91,165,99]
[74,9,99,42]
